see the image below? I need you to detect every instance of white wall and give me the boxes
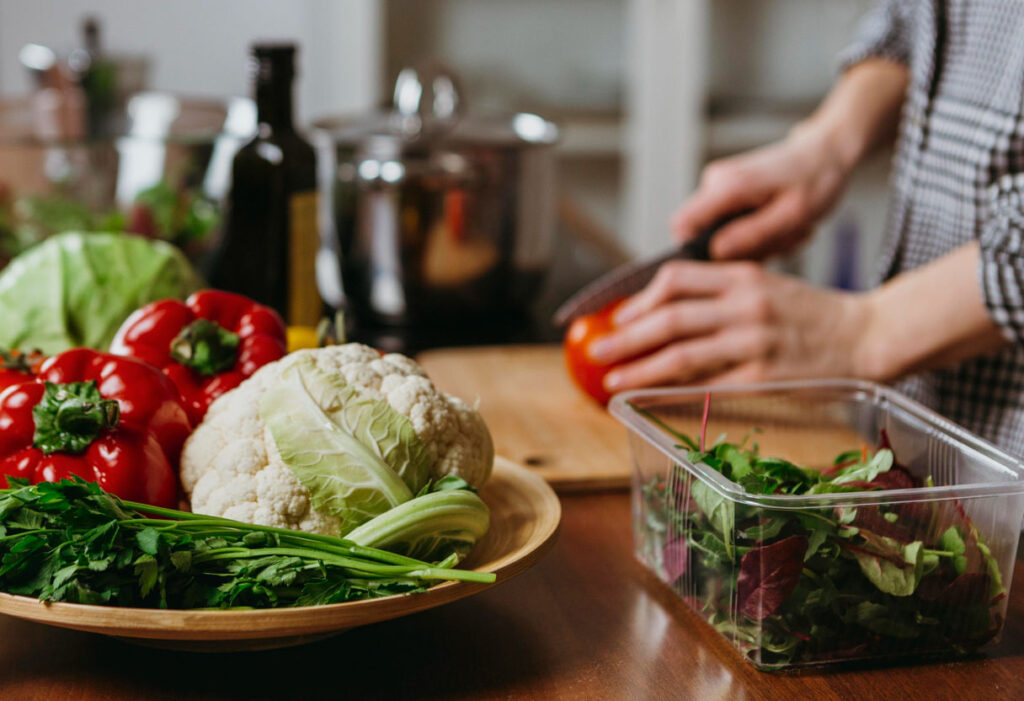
[0,0,382,122]
[385,0,624,114]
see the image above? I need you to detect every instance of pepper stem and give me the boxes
[33,381,120,455]
[0,348,43,373]
[170,319,240,376]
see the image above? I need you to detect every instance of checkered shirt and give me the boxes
[840,0,1024,455]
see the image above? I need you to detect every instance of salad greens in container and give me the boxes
[611,380,1024,670]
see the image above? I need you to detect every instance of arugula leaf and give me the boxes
[855,601,920,638]
[852,537,924,596]
[717,444,753,481]
[976,540,1006,601]
[829,449,894,486]
[740,516,788,542]
[691,481,734,555]
[804,526,829,561]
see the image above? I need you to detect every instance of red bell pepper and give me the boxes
[111,290,287,424]
[0,349,45,393]
[0,348,192,508]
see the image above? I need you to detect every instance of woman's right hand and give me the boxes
[672,124,856,261]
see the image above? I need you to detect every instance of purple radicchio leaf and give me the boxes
[662,533,689,584]
[868,466,918,490]
[917,572,990,606]
[852,507,915,543]
[736,535,808,621]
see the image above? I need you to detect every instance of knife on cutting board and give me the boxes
[552,210,749,327]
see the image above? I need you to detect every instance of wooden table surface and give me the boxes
[2,491,1024,699]
[3,345,1024,700]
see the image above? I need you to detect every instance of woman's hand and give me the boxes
[673,58,909,261]
[587,260,875,392]
[671,126,854,261]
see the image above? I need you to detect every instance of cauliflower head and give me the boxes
[179,343,494,535]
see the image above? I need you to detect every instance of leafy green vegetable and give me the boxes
[852,537,924,596]
[827,449,894,487]
[0,477,493,610]
[261,357,434,534]
[633,403,1006,668]
[0,185,219,260]
[0,193,125,259]
[0,231,202,353]
[942,526,968,575]
[346,487,490,562]
[131,183,221,244]
[855,601,920,639]
[691,480,734,554]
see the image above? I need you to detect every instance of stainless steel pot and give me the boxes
[314,65,559,327]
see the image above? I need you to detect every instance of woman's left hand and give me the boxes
[587,260,874,392]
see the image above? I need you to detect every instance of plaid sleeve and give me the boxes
[837,0,913,70]
[979,174,1024,344]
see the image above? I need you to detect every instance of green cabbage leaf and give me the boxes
[0,231,202,353]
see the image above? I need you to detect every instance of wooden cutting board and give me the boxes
[417,345,632,492]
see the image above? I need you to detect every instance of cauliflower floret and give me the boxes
[179,344,494,535]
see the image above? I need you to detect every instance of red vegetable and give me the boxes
[0,348,192,508]
[111,290,287,424]
[0,349,45,393]
[563,300,626,405]
[736,535,808,621]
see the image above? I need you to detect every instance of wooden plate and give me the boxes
[0,456,561,652]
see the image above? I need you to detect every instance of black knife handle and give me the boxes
[681,208,754,261]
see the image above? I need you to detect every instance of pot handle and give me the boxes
[392,63,463,139]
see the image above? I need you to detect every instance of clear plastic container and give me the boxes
[610,380,1024,670]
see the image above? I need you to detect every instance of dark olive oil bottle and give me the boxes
[212,43,321,325]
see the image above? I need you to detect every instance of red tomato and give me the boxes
[563,300,625,405]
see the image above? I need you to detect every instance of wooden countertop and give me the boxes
[3,493,1023,699]
[418,345,632,491]
[3,345,1024,699]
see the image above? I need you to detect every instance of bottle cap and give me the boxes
[250,43,297,83]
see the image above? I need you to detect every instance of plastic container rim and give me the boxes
[609,378,1024,509]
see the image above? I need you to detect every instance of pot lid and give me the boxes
[314,63,558,151]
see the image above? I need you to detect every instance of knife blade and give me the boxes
[552,211,745,327]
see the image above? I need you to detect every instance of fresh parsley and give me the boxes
[0,477,494,609]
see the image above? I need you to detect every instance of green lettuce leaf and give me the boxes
[0,231,202,353]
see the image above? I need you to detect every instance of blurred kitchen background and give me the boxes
[0,0,887,351]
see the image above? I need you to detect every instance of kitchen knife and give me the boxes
[552,211,746,326]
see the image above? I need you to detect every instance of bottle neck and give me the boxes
[255,79,295,132]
